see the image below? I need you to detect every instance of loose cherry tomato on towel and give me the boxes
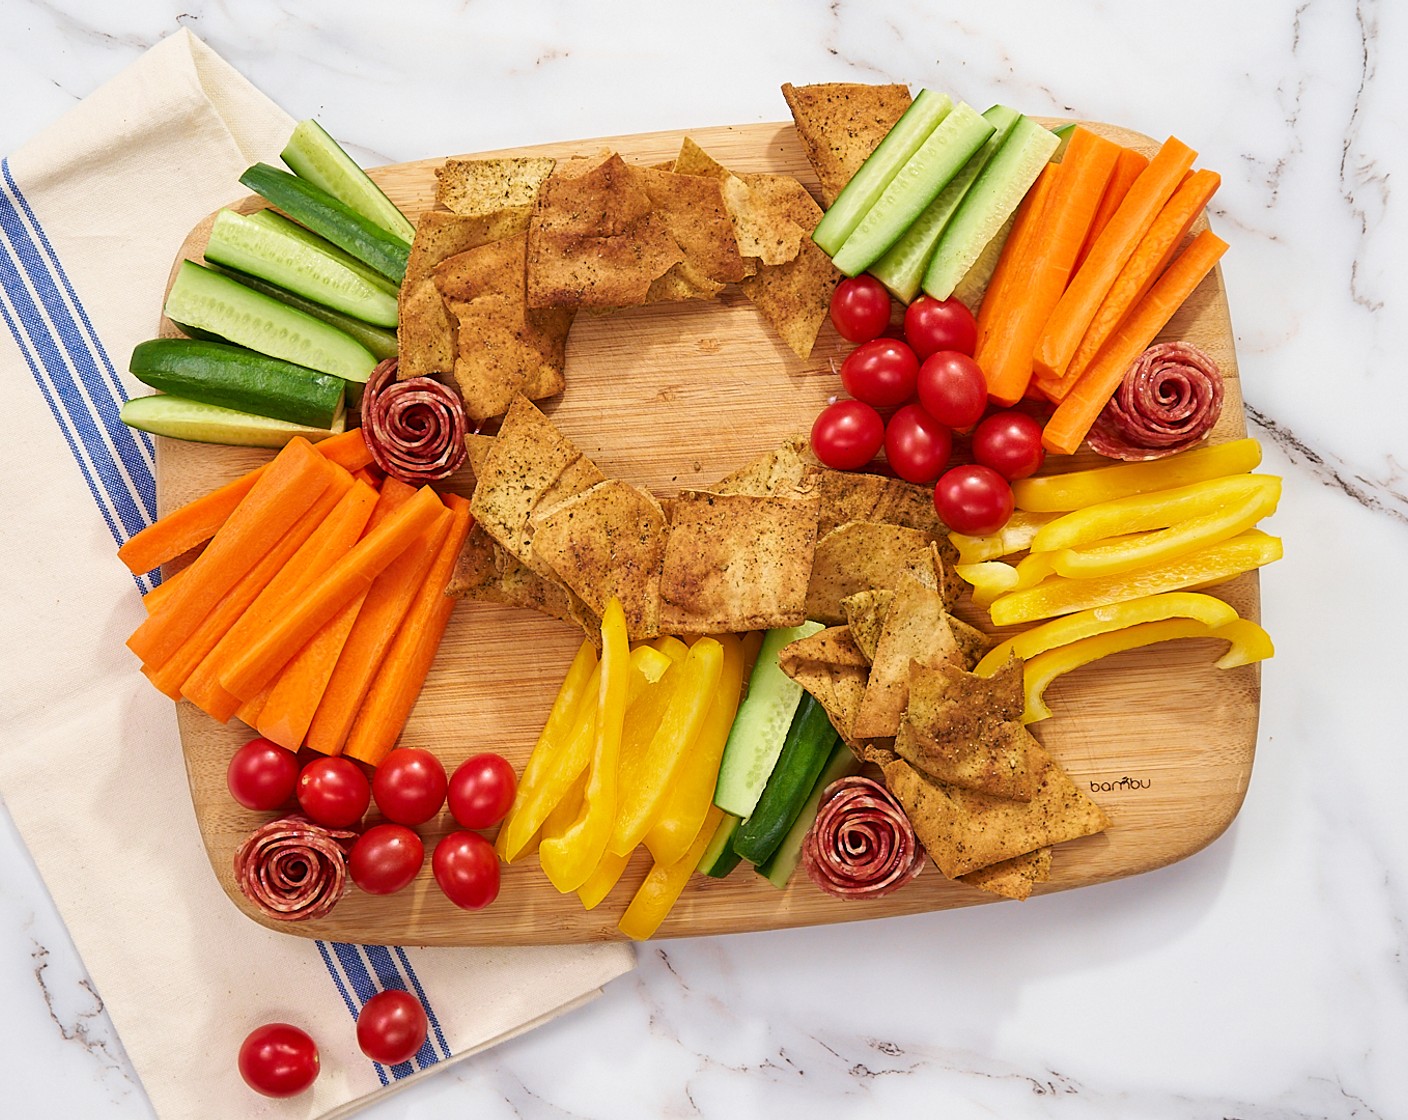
[884,403,952,484]
[372,747,448,826]
[829,275,893,342]
[227,737,300,811]
[297,757,371,829]
[238,1023,320,1098]
[839,337,919,408]
[934,464,1015,537]
[916,351,987,430]
[971,409,1046,480]
[447,753,518,830]
[811,399,885,471]
[433,830,501,911]
[356,990,429,1066]
[903,294,978,358]
[350,824,425,895]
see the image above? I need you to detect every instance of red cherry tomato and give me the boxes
[934,464,1015,536]
[238,1023,319,1098]
[903,294,978,358]
[810,399,885,471]
[839,337,920,408]
[356,990,429,1066]
[971,409,1047,480]
[349,824,425,895]
[916,351,988,430]
[371,747,448,826]
[883,403,952,484]
[296,757,370,829]
[447,753,518,830]
[432,830,501,910]
[829,275,892,343]
[226,737,300,811]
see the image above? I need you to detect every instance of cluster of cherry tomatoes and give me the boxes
[812,276,1047,536]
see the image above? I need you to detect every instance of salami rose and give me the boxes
[360,358,467,483]
[234,815,356,922]
[1086,341,1224,461]
[802,776,926,899]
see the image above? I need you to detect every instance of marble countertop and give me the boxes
[2,2,1405,1117]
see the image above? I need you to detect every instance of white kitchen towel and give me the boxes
[0,28,632,1120]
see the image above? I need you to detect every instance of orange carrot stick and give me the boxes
[218,485,446,702]
[975,162,1061,356]
[1032,137,1197,382]
[126,439,336,668]
[312,427,374,472]
[1041,229,1228,456]
[1072,147,1149,274]
[342,494,473,767]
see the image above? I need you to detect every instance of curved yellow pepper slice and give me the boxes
[618,804,725,941]
[575,849,632,911]
[949,510,1058,564]
[1022,615,1274,722]
[974,591,1240,677]
[956,561,1020,607]
[1013,438,1263,512]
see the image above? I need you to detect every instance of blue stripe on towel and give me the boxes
[0,156,446,1078]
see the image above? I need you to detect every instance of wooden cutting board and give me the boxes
[159,119,1260,945]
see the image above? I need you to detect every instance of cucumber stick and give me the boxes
[921,114,1061,301]
[712,621,824,818]
[212,267,399,361]
[205,208,399,328]
[697,813,744,878]
[120,393,345,448]
[731,694,840,866]
[811,89,953,257]
[869,105,1022,302]
[239,162,410,285]
[757,740,863,890]
[829,102,995,277]
[165,261,378,384]
[280,118,417,243]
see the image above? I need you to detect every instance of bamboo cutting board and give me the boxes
[159,120,1261,945]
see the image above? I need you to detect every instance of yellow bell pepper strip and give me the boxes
[1012,437,1263,512]
[974,591,1241,677]
[576,848,632,911]
[1021,615,1275,722]
[989,529,1283,627]
[539,598,632,893]
[609,637,725,857]
[643,633,746,867]
[949,510,1059,564]
[541,769,588,841]
[956,561,1020,607]
[1210,618,1275,668]
[619,804,726,941]
[650,635,689,662]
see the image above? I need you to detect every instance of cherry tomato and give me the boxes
[432,830,501,910]
[371,747,448,826]
[903,294,978,358]
[810,399,885,471]
[447,753,518,830]
[934,464,1015,536]
[916,351,988,430]
[226,737,300,811]
[839,337,919,408]
[238,1023,319,1098]
[296,757,371,829]
[829,275,892,343]
[883,403,952,484]
[356,990,429,1066]
[971,409,1047,480]
[349,824,425,895]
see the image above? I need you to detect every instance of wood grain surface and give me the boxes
[157,120,1260,945]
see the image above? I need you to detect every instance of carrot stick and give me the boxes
[975,161,1060,355]
[977,127,1122,404]
[218,485,446,702]
[1072,147,1149,274]
[1041,229,1228,456]
[142,564,187,614]
[343,495,474,767]
[1032,136,1197,382]
[312,427,375,472]
[180,478,377,721]
[127,439,336,668]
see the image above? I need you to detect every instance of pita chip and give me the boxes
[840,588,893,663]
[777,626,881,754]
[435,156,555,217]
[806,520,946,625]
[959,847,1053,901]
[780,81,914,207]
[709,435,816,499]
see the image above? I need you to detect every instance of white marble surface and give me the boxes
[2,2,1405,1117]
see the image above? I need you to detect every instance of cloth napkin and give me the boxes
[0,28,633,1120]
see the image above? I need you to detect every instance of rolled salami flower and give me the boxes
[234,815,356,922]
[1086,341,1224,461]
[802,776,926,899]
[360,358,467,483]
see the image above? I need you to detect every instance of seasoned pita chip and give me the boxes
[879,742,1109,880]
[709,435,816,499]
[777,625,871,748]
[434,233,573,421]
[638,166,746,295]
[530,479,668,639]
[446,526,601,639]
[959,846,1052,901]
[435,156,555,217]
[780,81,914,207]
[673,138,808,268]
[806,521,946,625]
[950,615,997,669]
[841,588,893,663]
[658,490,819,634]
[464,432,496,481]
[807,466,948,539]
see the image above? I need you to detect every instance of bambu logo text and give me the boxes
[1089,776,1151,792]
